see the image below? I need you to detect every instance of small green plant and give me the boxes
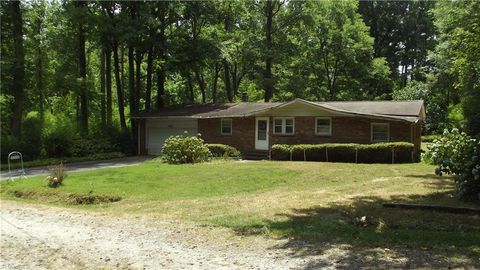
[161,135,212,164]
[45,162,67,188]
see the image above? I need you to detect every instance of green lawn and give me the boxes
[1,159,479,258]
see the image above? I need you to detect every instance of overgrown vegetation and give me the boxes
[271,142,415,163]
[426,129,479,201]
[45,163,67,188]
[161,135,212,164]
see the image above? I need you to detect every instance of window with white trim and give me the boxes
[315,117,331,136]
[273,117,294,135]
[371,123,390,142]
[221,118,232,135]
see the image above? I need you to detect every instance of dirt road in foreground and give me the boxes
[1,201,476,269]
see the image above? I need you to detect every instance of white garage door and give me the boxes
[146,118,198,155]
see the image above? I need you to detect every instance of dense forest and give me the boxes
[1,0,479,161]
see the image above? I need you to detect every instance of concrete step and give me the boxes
[243,151,270,160]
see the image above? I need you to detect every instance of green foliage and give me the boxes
[161,135,212,164]
[45,163,66,188]
[433,1,480,136]
[422,135,441,143]
[456,143,480,201]
[0,135,22,163]
[393,80,447,134]
[206,144,241,158]
[426,128,479,201]
[271,142,414,163]
[43,131,73,158]
[69,138,115,157]
[21,112,43,160]
[426,129,476,176]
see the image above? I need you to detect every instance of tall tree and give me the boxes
[10,1,25,138]
[74,1,88,136]
[433,0,480,135]
[261,0,284,102]
[358,0,436,89]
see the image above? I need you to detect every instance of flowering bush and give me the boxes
[161,135,212,164]
[456,143,480,201]
[425,128,476,175]
[425,128,479,201]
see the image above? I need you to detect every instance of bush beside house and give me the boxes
[161,135,212,164]
[206,144,241,158]
[272,142,415,163]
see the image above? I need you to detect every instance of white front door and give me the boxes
[255,117,269,150]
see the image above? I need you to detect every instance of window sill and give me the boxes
[221,133,232,136]
[273,133,295,137]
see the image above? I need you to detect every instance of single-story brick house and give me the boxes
[133,98,425,158]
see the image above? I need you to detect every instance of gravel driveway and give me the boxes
[0,202,318,269]
[1,201,477,269]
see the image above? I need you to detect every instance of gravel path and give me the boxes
[1,201,477,269]
[0,202,319,269]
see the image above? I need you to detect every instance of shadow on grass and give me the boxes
[234,191,480,269]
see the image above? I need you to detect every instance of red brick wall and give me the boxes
[198,117,255,154]
[198,116,420,154]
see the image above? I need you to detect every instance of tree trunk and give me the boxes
[135,49,142,111]
[100,47,106,128]
[106,47,113,127]
[10,1,25,138]
[263,0,274,102]
[223,59,233,102]
[156,68,165,108]
[194,66,206,104]
[37,44,44,122]
[10,1,25,139]
[212,63,220,103]
[186,72,194,103]
[76,1,88,136]
[128,45,136,121]
[113,43,127,132]
[145,46,153,112]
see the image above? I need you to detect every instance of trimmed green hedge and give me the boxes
[206,144,241,158]
[271,142,415,163]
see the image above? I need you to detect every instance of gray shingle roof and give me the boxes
[316,100,424,117]
[133,99,424,122]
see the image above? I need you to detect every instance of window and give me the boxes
[371,123,390,142]
[315,117,331,136]
[221,118,232,135]
[273,117,294,135]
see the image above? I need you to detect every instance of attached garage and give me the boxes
[144,118,198,155]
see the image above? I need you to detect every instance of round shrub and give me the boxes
[425,128,476,175]
[206,144,241,158]
[44,131,73,157]
[162,135,212,164]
